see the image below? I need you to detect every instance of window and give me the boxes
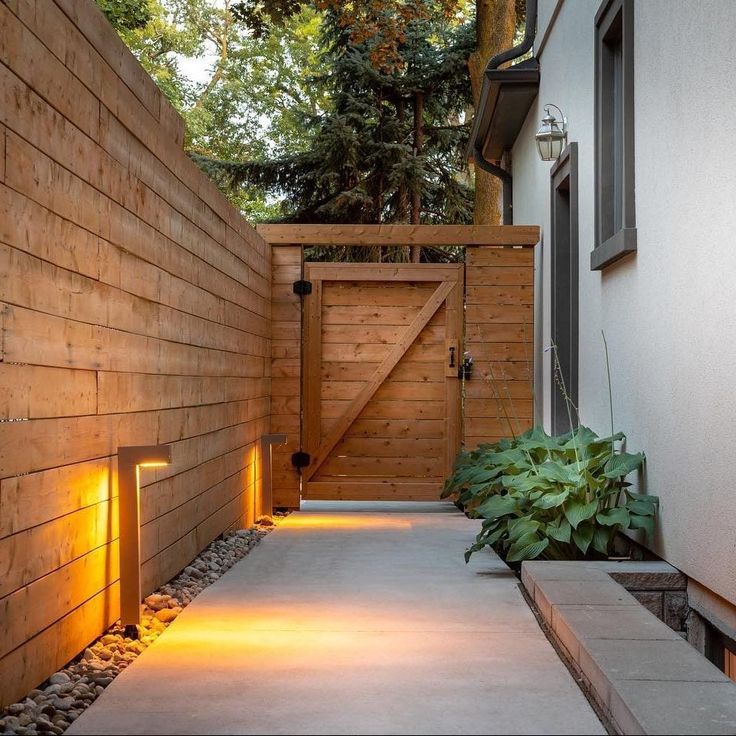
[551,144,579,434]
[592,0,636,270]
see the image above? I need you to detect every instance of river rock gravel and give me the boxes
[0,519,283,735]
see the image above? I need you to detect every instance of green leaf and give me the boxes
[464,540,489,563]
[507,517,542,542]
[516,427,561,453]
[485,525,507,546]
[468,467,503,483]
[501,474,551,494]
[545,518,572,543]
[603,452,645,478]
[628,513,655,539]
[564,499,599,529]
[533,488,571,509]
[486,449,531,469]
[596,507,630,527]
[507,532,550,562]
[536,461,585,487]
[476,494,519,520]
[626,493,659,516]
[592,527,612,555]
[440,483,455,499]
[572,522,594,554]
[561,425,599,451]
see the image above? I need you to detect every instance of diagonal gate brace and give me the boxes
[304,279,455,481]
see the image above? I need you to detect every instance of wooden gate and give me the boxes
[260,224,540,509]
[300,263,463,501]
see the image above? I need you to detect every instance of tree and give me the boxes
[197,5,475,260]
[102,0,523,230]
[99,0,327,220]
[97,0,152,31]
[467,0,519,224]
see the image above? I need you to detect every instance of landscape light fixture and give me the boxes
[259,434,288,520]
[118,444,171,637]
[535,104,568,161]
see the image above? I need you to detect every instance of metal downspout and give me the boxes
[473,144,513,225]
[472,0,538,224]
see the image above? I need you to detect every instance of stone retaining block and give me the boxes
[522,561,736,735]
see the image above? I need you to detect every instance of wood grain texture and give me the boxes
[463,246,536,449]
[270,245,301,509]
[258,224,539,246]
[304,277,454,483]
[0,0,271,707]
[301,264,462,500]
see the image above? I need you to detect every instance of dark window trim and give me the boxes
[550,143,579,435]
[592,0,636,271]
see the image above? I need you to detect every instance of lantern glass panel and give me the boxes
[536,136,551,161]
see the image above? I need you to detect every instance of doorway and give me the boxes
[550,143,579,435]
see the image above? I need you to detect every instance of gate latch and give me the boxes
[458,352,474,380]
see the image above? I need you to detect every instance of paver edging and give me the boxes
[522,561,736,735]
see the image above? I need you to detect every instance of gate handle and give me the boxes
[448,346,456,368]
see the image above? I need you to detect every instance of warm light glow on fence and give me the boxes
[258,434,287,520]
[118,445,172,635]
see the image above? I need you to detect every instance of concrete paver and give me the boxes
[68,502,605,735]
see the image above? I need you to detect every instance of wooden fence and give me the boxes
[260,225,539,508]
[0,0,539,707]
[0,0,271,706]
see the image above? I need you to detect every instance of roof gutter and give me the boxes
[470,0,538,224]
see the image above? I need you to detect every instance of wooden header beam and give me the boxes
[256,224,540,246]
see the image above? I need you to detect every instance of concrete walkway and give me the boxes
[68,502,605,735]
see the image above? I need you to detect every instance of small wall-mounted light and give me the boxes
[259,434,288,521]
[118,444,171,637]
[535,104,568,161]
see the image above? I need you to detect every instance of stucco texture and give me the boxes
[512,0,736,605]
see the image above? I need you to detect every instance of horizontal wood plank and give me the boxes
[322,399,445,421]
[316,455,444,478]
[321,381,444,402]
[259,224,539,246]
[0,363,97,419]
[321,283,435,307]
[0,0,274,706]
[303,480,442,501]
[322,361,444,383]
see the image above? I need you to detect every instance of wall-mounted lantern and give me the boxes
[535,104,568,161]
[118,444,171,637]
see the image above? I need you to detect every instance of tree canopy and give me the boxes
[98,0,521,241]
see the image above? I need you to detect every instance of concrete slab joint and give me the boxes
[522,561,736,735]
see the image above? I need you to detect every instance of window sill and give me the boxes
[590,228,637,270]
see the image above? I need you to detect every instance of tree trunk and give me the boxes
[468,0,516,225]
[396,96,411,262]
[375,90,385,225]
[410,91,424,263]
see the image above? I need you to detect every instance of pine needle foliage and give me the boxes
[194,7,475,254]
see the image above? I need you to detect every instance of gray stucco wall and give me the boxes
[511,0,736,605]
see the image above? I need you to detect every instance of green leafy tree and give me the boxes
[97,0,152,31]
[197,6,475,260]
[99,0,327,220]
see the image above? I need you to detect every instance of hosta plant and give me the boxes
[442,425,658,563]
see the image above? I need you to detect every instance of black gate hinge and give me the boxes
[291,451,311,468]
[293,280,312,296]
